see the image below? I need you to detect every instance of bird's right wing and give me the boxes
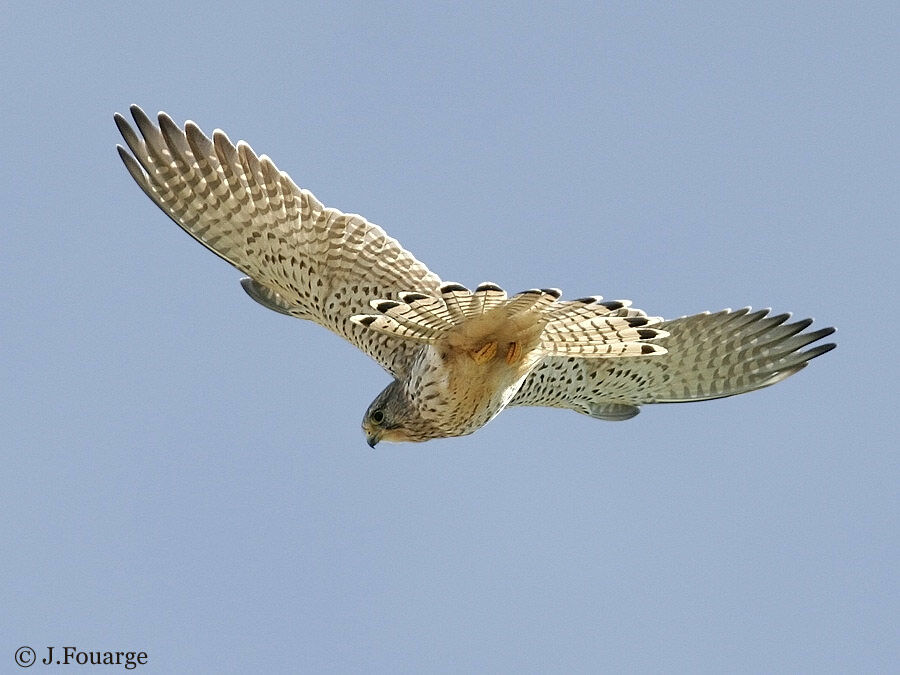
[509,308,835,419]
[116,106,443,378]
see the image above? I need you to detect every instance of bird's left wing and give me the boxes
[509,308,835,420]
[116,106,442,378]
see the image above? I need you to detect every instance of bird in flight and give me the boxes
[115,106,835,447]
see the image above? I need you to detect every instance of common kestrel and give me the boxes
[115,106,835,446]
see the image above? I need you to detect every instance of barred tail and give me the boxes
[350,282,669,358]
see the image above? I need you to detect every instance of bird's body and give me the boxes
[401,303,548,439]
[115,106,835,446]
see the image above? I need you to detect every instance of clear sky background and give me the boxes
[1,2,896,672]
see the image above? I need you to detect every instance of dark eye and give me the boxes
[371,410,385,424]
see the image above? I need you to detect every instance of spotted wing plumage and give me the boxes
[116,106,442,378]
[509,308,836,419]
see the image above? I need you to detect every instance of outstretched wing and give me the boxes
[116,106,442,378]
[509,308,835,420]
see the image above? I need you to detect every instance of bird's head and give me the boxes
[362,380,438,447]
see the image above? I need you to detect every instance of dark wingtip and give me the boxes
[114,112,135,140]
[790,317,814,332]
[129,104,153,128]
[806,342,837,359]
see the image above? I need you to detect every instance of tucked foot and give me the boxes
[470,341,498,364]
[505,341,522,364]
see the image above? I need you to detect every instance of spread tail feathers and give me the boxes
[350,282,669,358]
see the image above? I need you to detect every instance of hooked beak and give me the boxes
[365,430,381,448]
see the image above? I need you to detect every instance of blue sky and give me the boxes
[1,1,896,672]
